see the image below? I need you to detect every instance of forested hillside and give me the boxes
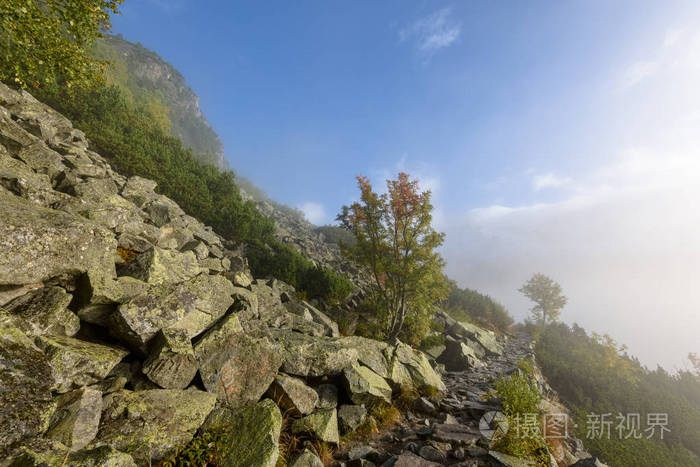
[93,34,227,170]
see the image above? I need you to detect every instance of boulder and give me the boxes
[119,246,201,286]
[2,286,79,337]
[0,323,56,457]
[337,335,392,378]
[35,335,128,393]
[285,300,340,337]
[431,424,480,445]
[266,374,319,416]
[315,384,339,409]
[338,404,368,433]
[120,176,158,208]
[0,190,116,286]
[143,196,186,227]
[142,328,198,389]
[291,449,324,467]
[292,408,340,444]
[45,387,102,451]
[110,273,234,352]
[391,342,446,394]
[202,399,282,467]
[272,330,358,377]
[194,315,283,406]
[393,452,441,466]
[95,388,216,461]
[437,338,484,372]
[343,363,393,405]
[7,445,137,466]
[413,397,436,414]
[449,320,503,356]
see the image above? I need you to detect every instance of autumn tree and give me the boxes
[0,0,124,88]
[518,273,567,327]
[338,173,448,342]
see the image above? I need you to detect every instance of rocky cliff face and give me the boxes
[0,83,600,466]
[95,35,228,170]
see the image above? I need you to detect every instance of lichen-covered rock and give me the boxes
[0,190,116,286]
[45,387,102,451]
[35,335,128,393]
[290,449,324,467]
[0,323,56,457]
[315,384,339,409]
[202,399,282,467]
[391,342,446,393]
[338,404,367,433]
[266,374,319,416]
[95,388,216,461]
[437,338,484,372]
[2,286,79,337]
[449,320,503,356]
[120,176,158,208]
[142,328,197,389]
[272,330,358,378]
[7,444,137,467]
[285,300,340,337]
[336,335,392,378]
[343,363,393,405]
[292,408,340,444]
[119,246,201,285]
[110,273,234,352]
[195,315,283,406]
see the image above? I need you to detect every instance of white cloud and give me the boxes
[399,8,461,58]
[298,202,327,225]
[532,172,572,191]
[619,60,659,88]
[664,28,683,47]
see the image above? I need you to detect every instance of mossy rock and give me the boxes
[291,408,340,444]
[343,363,392,406]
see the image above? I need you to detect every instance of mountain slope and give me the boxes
[93,34,227,170]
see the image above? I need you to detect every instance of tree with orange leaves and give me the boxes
[338,173,448,342]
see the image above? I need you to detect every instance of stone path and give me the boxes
[337,333,537,466]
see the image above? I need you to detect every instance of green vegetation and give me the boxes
[92,34,225,167]
[493,371,551,465]
[0,0,123,89]
[31,83,350,303]
[519,273,567,328]
[535,322,700,466]
[314,225,357,247]
[338,173,448,342]
[443,281,513,332]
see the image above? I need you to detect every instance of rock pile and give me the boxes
[0,83,443,465]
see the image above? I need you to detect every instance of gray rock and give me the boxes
[570,458,609,467]
[348,445,380,461]
[437,338,484,372]
[2,286,79,337]
[431,423,480,445]
[449,320,503,356]
[35,335,128,393]
[120,176,158,208]
[338,404,368,433]
[418,445,445,463]
[119,246,201,285]
[0,323,56,457]
[45,387,102,451]
[143,196,185,227]
[195,315,283,406]
[266,373,319,416]
[202,399,282,467]
[110,273,234,352]
[142,328,197,389]
[336,335,392,378]
[413,397,436,414]
[0,190,116,287]
[292,408,340,444]
[343,363,393,405]
[316,384,339,409]
[291,448,324,467]
[95,388,216,461]
[391,342,446,394]
[272,329,358,377]
[181,239,209,260]
[393,452,441,466]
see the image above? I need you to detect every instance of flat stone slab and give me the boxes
[431,423,481,445]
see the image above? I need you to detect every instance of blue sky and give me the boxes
[111,1,700,369]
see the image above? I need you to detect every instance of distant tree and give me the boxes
[338,173,448,341]
[690,352,700,377]
[518,273,567,328]
[0,0,123,88]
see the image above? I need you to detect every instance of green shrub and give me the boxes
[496,373,541,417]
